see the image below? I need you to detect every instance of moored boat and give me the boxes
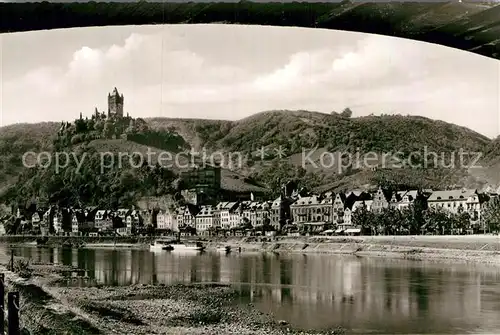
[150,239,206,252]
[149,239,175,251]
[216,246,231,253]
[169,241,206,252]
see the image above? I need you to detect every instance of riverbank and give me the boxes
[0,260,346,335]
[5,235,500,265]
[230,235,500,265]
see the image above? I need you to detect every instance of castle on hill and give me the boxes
[83,87,129,120]
[107,87,124,118]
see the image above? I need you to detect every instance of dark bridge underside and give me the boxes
[1,1,499,60]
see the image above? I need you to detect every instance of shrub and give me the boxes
[14,259,33,279]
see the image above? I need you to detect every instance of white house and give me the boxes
[195,206,215,235]
[427,189,476,214]
[216,202,239,229]
[397,190,419,210]
[31,212,41,228]
[71,211,79,234]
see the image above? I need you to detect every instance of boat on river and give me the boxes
[150,239,206,252]
[216,246,231,253]
[149,239,174,251]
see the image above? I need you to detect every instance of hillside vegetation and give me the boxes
[0,122,59,194]
[0,110,498,205]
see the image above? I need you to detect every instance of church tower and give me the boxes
[108,87,124,118]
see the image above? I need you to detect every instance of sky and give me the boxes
[0,24,499,138]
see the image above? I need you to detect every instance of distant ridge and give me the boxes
[1,110,498,202]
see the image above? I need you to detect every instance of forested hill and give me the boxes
[148,111,489,155]
[1,110,498,208]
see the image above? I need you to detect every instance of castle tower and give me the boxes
[108,87,124,118]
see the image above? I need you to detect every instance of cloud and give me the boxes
[249,34,427,94]
[1,25,498,138]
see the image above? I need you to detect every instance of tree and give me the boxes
[239,217,252,230]
[399,201,426,235]
[351,205,375,235]
[378,207,403,235]
[453,211,470,234]
[423,207,452,235]
[341,108,353,118]
[262,217,271,234]
[3,216,16,235]
[0,204,9,217]
[483,196,500,233]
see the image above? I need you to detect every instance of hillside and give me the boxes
[0,122,59,195]
[143,111,498,193]
[0,111,498,205]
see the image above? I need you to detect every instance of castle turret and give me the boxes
[108,87,124,118]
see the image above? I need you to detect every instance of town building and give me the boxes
[156,209,177,232]
[332,193,346,227]
[396,190,420,210]
[31,212,42,231]
[240,201,258,227]
[141,210,154,227]
[371,187,391,213]
[290,195,331,234]
[195,205,215,235]
[216,202,239,229]
[427,189,476,214]
[180,205,199,228]
[255,202,271,228]
[95,210,113,232]
[426,189,487,232]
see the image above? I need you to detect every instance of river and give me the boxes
[3,245,500,334]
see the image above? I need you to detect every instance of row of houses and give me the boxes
[289,187,490,234]
[8,207,144,236]
[2,185,497,237]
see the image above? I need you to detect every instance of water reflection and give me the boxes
[4,246,500,334]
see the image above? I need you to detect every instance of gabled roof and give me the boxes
[216,202,239,211]
[323,191,334,198]
[372,187,391,202]
[333,193,346,204]
[427,189,476,202]
[184,204,200,216]
[320,197,333,205]
[271,197,282,208]
[292,195,321,206]
[95,210,108,218]
[401,190,419,202]
[391,192,403,202]
[197,205,214,217]
[116,208,131,217]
